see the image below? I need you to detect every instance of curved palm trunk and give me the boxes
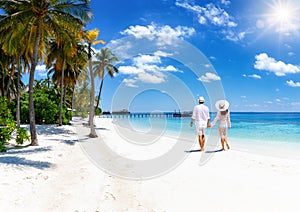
[88,44,97,138]
[95,77,104,114]
[59,58,65,126]
[29,21,42,146]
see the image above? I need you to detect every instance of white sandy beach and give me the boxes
[1,118,300,212]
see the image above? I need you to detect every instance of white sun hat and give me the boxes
[198,96,205,102]
[215,99,230,111]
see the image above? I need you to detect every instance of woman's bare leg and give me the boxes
[225,137,230,149]
[221,138,225,150]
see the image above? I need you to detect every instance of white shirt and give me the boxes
[192,104,210,127]
[211,110,231,128]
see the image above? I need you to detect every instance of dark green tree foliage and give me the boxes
[18,82,71,125]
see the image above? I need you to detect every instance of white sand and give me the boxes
[1,118,299,212]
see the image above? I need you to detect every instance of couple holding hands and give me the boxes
[190,96,231,151]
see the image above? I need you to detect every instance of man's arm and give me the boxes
[190,106,196,127]
[190,118,195,127]
[207,119,211,128]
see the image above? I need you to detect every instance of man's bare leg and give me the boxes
[199,135,205,151]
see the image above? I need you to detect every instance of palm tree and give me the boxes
[64,43,89,111]
[46,38,79,126]
[93,48,119,114]
[83,29,105,138]
[47,41,88,118]
[15,55,29,128]
[0,19,31,127]
[0,0,91,145]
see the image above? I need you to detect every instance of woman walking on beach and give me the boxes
[211,100,231,151]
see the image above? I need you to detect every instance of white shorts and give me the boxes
[196,125,206,136]
[195,120,207,136]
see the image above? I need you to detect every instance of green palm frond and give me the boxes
[93,48,119,79]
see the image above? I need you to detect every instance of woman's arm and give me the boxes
[210,112,220,127]
[227,110,231,128]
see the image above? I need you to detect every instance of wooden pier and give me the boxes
[101,111,192,118]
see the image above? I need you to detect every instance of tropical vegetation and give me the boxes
[0,0,119,149]
[0,0,91,145]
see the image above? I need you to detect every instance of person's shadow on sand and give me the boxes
[184,149,201,153]
[205,149,224,153]
[185,149,224,153]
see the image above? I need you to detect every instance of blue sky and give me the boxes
[37,0,300,112]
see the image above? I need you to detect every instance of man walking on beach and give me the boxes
[190,96,211,151]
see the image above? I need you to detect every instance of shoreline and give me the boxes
[227,136,300,160]
[107,116,300,160]
[92,117,300,211]
[0,118,299,211]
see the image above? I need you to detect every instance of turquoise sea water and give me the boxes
[230,112,300,142]
[110,112,300,158]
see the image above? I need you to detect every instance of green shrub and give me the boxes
[16,127,30,145]
[0,97,30,152]
[19,88,71,125]
[0,98,15,152]
[95,107,102,116]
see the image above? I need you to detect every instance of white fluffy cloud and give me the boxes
[133,54,161,66]
[198,72,221,83]
[121,23,195,46]
[122,72,166,87]
[119,54,181,87]
[243,74,261,79]
[154,50,173,57]
[137,71,165,84]
[123,78,138,88]
[286,80,300,87]
[36,64,46,71]
[175,1,237,27]
[251,74,261,79]
[161,65,178,72]
[175,1,245,42]
[36,64,47,78]
[221,0,231,5]
[118,66,142,75]
[224,31,245,42]
[254,53,300,76]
